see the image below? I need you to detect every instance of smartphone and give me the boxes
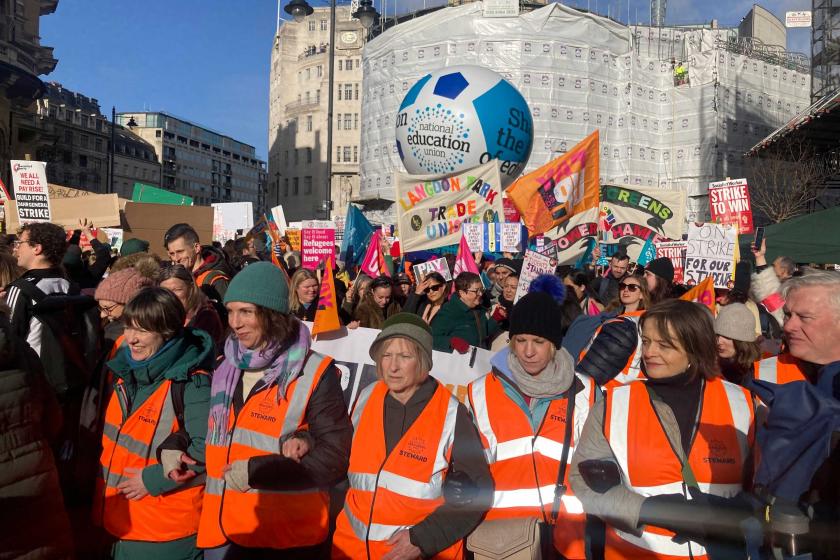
[753,226,765,250]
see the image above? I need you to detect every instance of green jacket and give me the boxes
[106,327,214,498]
[431,296,499,352]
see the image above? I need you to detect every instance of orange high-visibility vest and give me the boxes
[467,372,596,560]
[94,377,205,542]
[332,380,463,560]
[580,311,645,389]
[603,377,754,560]
[195,269,229,288]
[197,352,333,550]
[108,334,125,360]
[755,353,808,384]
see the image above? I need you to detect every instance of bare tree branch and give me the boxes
[746,136,829,223]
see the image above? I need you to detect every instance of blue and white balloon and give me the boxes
[395,65,533,188]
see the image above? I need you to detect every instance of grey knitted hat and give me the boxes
[715,303,757,342]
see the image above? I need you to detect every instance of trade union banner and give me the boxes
[396,160,504,253]
[307,324,493,409]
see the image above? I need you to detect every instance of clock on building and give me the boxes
[340,31,358,45]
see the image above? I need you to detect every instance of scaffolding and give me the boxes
[812,0,840,100]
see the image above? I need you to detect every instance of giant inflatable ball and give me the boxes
[395,65,533,188]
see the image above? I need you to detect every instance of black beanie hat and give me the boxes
[509,291,564,348]
[645,257,675,284]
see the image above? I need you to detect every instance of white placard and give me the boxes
[412,257,453,282]
[10,160,52,224]
[685,222,737,289]
[514,250,554,303]
[271,205,288,234]
[211,201,254,232]
[785,11,812,28]
[301,219,336,229]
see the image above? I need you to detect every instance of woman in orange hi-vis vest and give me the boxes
[94,287,214,560]
[332,313,493,560]
[183,262,351,560]
[467,284,597,560]
[571,300,757,560]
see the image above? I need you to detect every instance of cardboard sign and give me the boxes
[301,228,336,270]
[10,160,52,224]
[685,223,737,288]
[412,257,452,282]
[514,250,555,303]
[285,228,302,252]
[5,192,120,232]
[122,201,213,258]
[708,178,753,234]
[396,160,504,253]
[655,241,687,284]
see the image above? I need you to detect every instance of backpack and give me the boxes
[14,280,102,398]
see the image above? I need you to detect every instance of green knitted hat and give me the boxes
[120,238,150,257]
[370,312,434,368]
[223,261,289,313]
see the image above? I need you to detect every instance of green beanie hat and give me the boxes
[223,261,289,313]
[370,312,434,369]
[120,238,150,257]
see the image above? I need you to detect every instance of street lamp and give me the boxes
[283,0,313,22]
[285,0,378,219]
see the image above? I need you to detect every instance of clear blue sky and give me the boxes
[39,0,809,161]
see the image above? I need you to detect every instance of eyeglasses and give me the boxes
[464,287,484,295]
[618,282,641,293]
[424,284,444,294]
[12,239,32,248]
[99,302,121,315]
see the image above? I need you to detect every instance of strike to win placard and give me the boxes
[708,178,753,234]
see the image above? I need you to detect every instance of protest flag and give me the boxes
[506,130,600,237]
[679,276,716,313]
[312,257,342,336]
[453,231,480,279]
[340,204,374,267]
[360,230,384,278]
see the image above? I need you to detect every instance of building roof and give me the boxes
[745,89,840,157]
[43,81,102,115]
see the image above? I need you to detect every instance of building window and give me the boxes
[343,146,351,162]
[305,68,310,79]
[306,148,312,163]
[96,120,103,132]
[284,178,289,197]
[320,19,327,31]
[65,130,73,143]
[336,146,341,163]
[344,84,352,99]
[354,83,359,100]
[95,138,103,152]
[81,115,88,128]
[79,155,88,167]
[356,58,361,69]
[94,158,102,171]
[354,113,359,130]
[294,149,299,164]
[353,146,358,163]
[338,60,343,71]
[337,84,342,101]
[304,176,312,195]
[306,115,313,132]
[308,20,315,31]
[284,151,289,167]
[293,177,299,195]
[337,113,342,130]
[81,134,89,149]
[316,89,321,103]
[344,114,351,129]
[317,65,322,77]
[65,110,73,123]
[63,150,72,164]
[305,91,310,103]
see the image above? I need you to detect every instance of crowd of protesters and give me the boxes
[0,217,838,560]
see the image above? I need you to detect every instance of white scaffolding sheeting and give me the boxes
[359,2,810,223]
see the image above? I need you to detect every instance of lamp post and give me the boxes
[285,0,378,219]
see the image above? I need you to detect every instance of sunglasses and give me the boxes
[424,284,444,294]
[619,282,641,293]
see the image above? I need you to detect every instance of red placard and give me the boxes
[655,241,687,284]
[708,178,754,234]
[502,195,521,224]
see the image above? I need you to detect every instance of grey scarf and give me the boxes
[507,347,576,399]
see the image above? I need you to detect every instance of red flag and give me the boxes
[360,230,384,278]
[453,231,480,279]
[680,276,716,313]
[312,257,341,335]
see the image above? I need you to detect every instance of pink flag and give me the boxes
[360,230,383,278]
[453,231,480,279]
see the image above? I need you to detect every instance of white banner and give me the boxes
[307,324,492,408]
[10,160,52,224]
